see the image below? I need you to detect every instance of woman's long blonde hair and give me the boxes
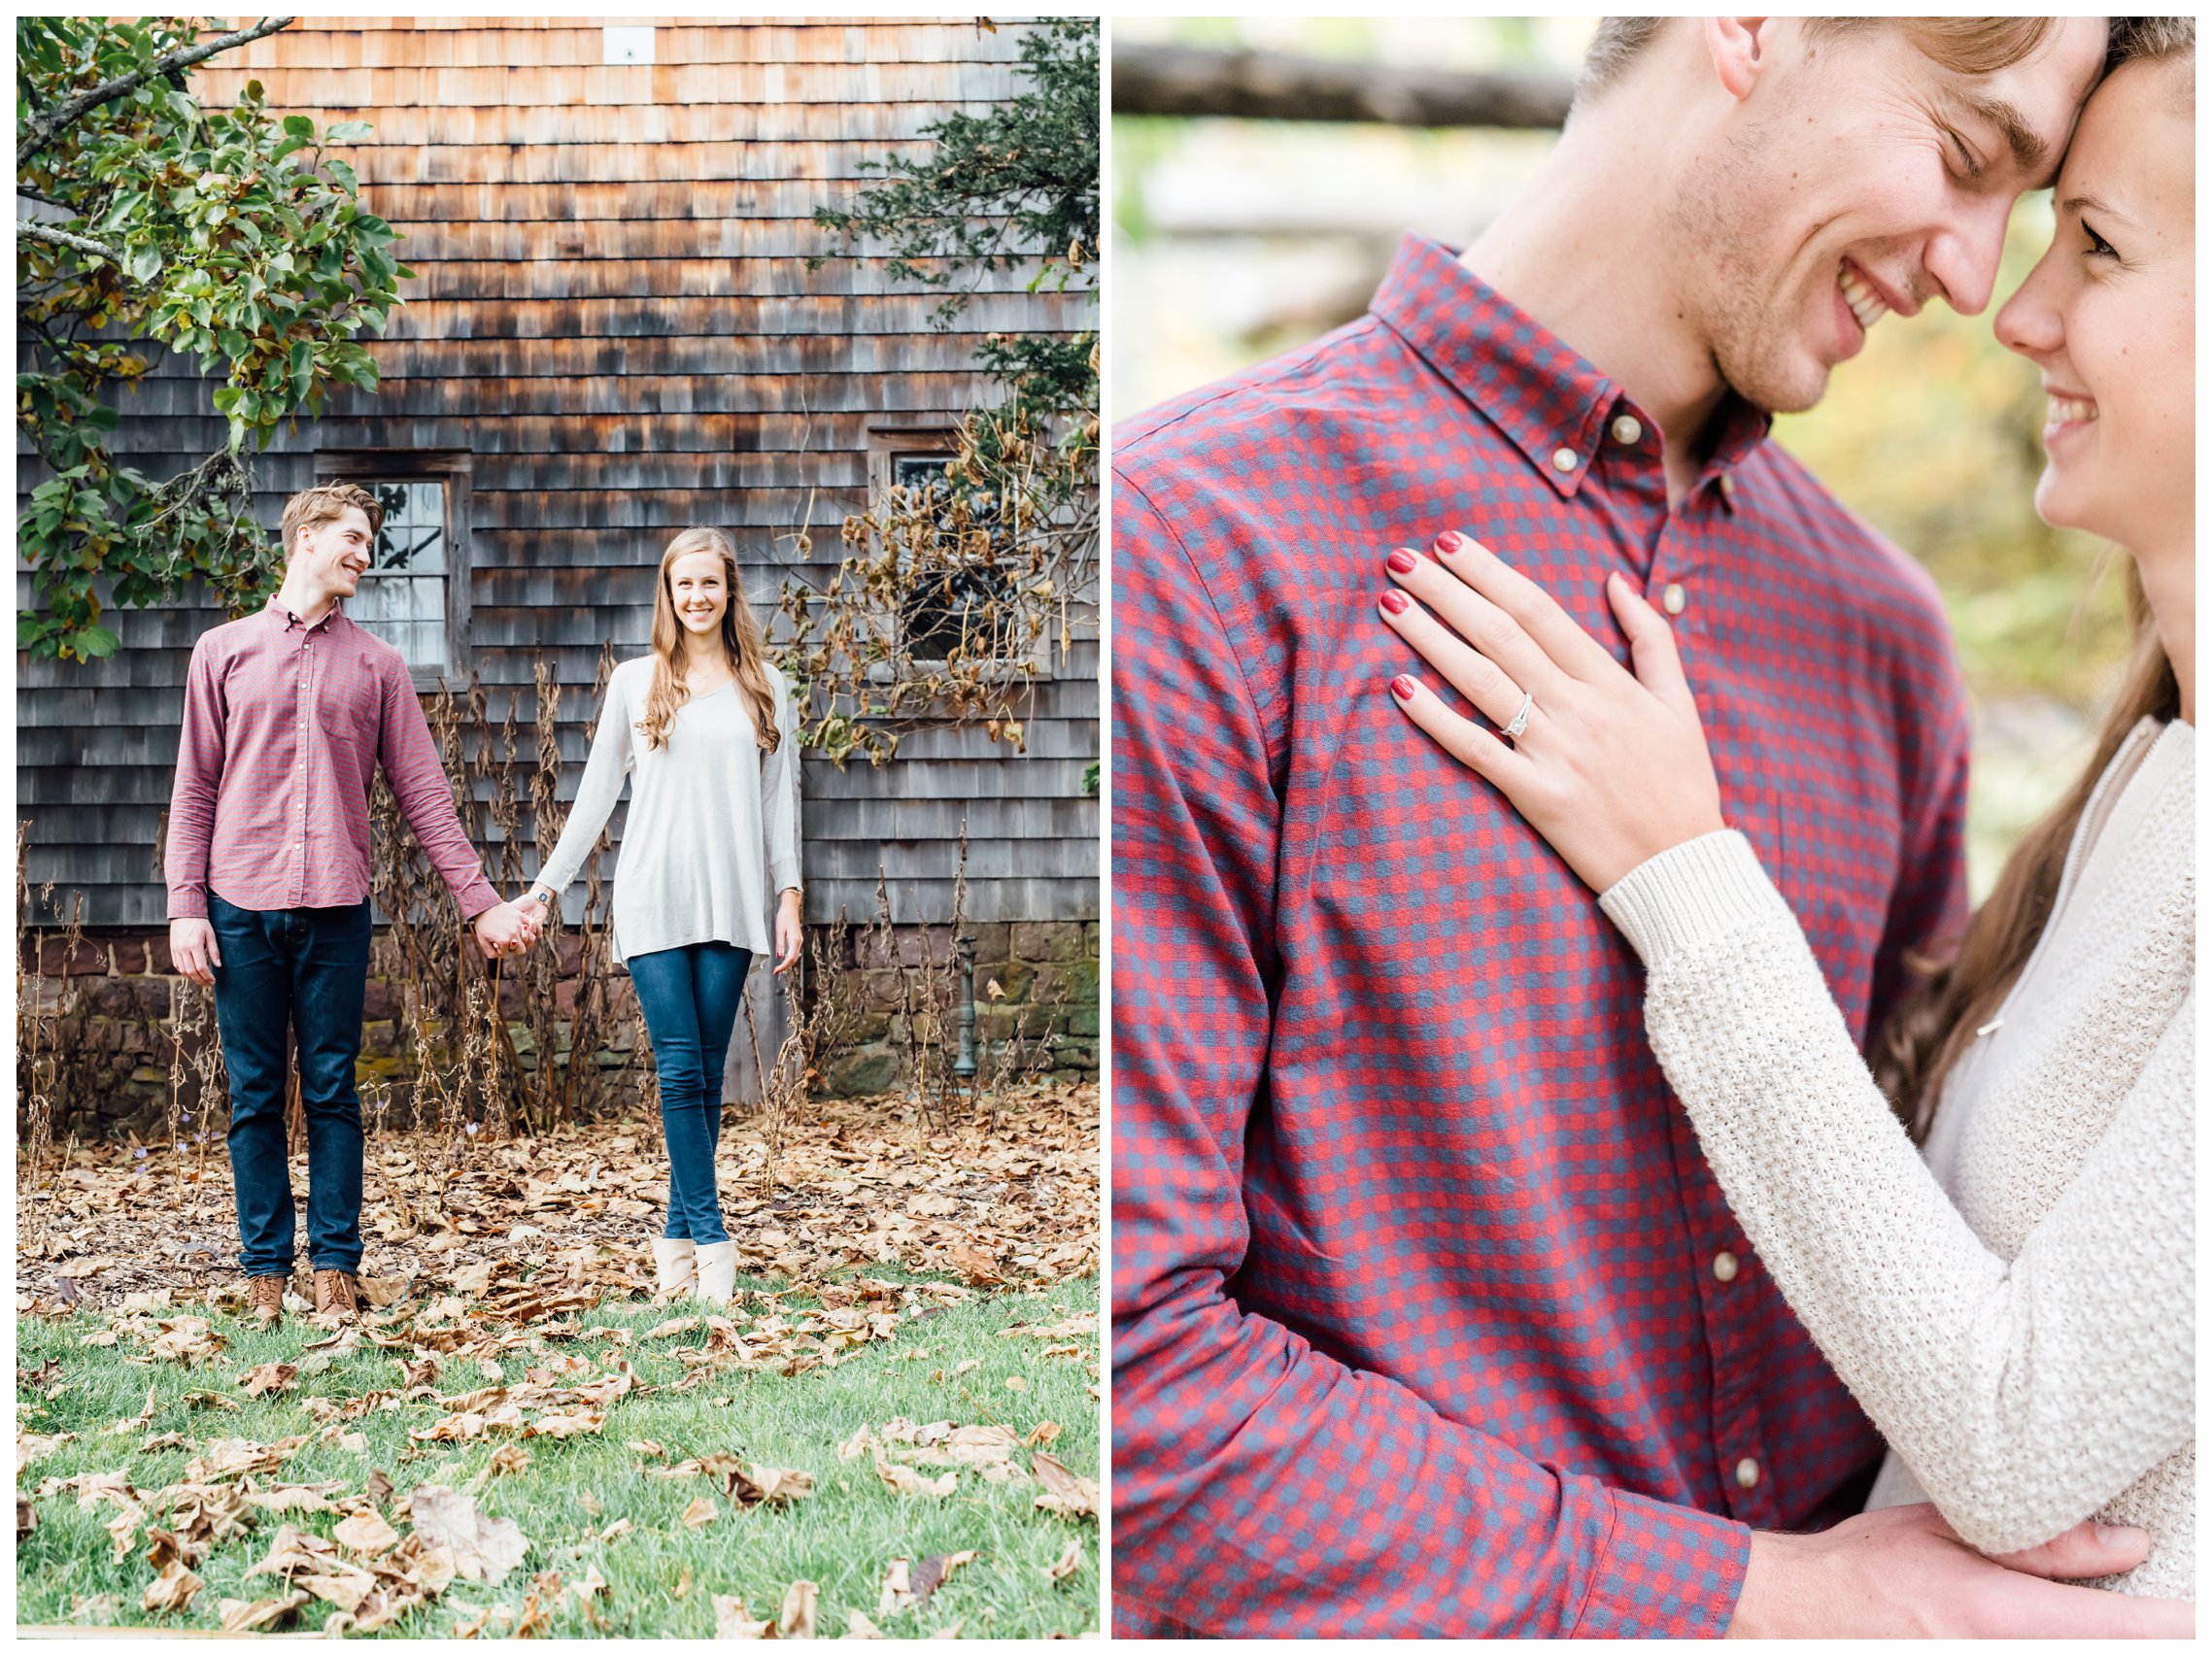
[1873,17,2194,1139]
[638,526,781,755]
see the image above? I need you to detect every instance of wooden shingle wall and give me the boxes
[17,17,1098,929]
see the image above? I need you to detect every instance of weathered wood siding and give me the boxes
[17,17,1098,930]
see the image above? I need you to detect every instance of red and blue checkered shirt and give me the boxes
[1110,235,1972,1637]
[167,598,499,922]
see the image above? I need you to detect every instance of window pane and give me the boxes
[343,476,450,671]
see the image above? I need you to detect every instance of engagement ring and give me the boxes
[1499,691,1534,740]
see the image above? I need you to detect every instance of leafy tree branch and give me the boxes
[17,15,294,167]
[792,18,1100,764]
[17,16,410,661]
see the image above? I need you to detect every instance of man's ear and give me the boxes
[1703,17,1775,103]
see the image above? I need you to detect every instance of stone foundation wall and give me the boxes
[19,920,1100,1144]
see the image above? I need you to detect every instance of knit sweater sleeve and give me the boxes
[1599,830,2195,1557]
[532,664,634,900]
[759,665,803,896]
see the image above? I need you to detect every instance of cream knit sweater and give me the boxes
[1598,717,2194,1598]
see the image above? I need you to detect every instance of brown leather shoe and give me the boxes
[247,1274,288,1322]
[313,1269,359,1317]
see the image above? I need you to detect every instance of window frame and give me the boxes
[315,450,474,690]
[864,423,1020,673]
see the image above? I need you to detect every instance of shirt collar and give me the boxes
[1367,234,1771,503]
[262,594,348,635]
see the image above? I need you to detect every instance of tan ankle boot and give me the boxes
[652,1237,698,1296]
[247,1274,288,1323]
[313,1269,359,1317]
[693,1241,738,1306]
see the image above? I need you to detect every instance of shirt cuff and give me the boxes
[1573,1483,1751,1638]
[1597,830,1796,969]
[770,862,803,898]
[451,875,502,922]
[167,888,209,921]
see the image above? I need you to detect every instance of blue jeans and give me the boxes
[629,942,753,1245]
[206,892,373,1277]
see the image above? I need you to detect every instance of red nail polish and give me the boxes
[1434,529,1463,555]
[1390,675,1417,701]
[1379,589,1410,615]
[1386,549,1417,575]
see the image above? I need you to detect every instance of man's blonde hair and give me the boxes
[1577,17,2062,107]
[280,482,383,562]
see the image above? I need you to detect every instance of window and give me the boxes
[874,441,1012,665]
[318,453,472,684]
[357,481,449,672]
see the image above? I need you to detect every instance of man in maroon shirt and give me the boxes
[1113,17,2181,1639]
[166,483,539,1319]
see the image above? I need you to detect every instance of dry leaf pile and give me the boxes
[17,1087,1097,1310]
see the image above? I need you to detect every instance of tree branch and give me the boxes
[17,16,296,168]
[18,219,121,262]
[1111,44,1573,129]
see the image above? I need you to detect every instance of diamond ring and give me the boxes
[1499,691,1534,740]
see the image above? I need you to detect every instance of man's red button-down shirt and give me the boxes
[1110,236,1971,1637]
[166,598,498,922]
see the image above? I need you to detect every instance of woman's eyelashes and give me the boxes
[2080,218,2121,262]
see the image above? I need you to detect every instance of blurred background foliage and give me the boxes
[1112,17,2131,898]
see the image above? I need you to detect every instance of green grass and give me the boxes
[16,1271,1099,1638]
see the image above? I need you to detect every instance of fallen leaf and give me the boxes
[713,1594,771,1638]
[408,1485,528,1585]
[724,1463,814,1507]
[1043,1539,1080,1585]
[143,1558,205,1615]
[846,1608,889,1638]
[882,1551,977,1617]
[680,1494,717,1529]
[219,1591,311,1633]
[1030,1452,1098,1521]
[873,1457,956,1499]
[334,1509,400,1556]
[238,1361,298,1398]
[778,1579,819,1639]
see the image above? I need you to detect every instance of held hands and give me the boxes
[773,888,803,974]
[169,917,221,988]
[1378,529,1726,894]
[472,897,543,961]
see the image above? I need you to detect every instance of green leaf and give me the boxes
[68,624,121,660]
[283,114,315,140]
[128,244,163,283]
[325,120,372,143]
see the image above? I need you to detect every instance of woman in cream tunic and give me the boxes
[1378,21,2194,1606]
[527,526,803,1305]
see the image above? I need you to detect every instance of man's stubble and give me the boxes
[1664,111,1835,420]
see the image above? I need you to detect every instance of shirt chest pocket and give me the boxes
[314,649,383,760]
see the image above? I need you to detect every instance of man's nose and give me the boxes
[1923,199,2014,317]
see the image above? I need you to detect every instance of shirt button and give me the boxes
[1611,414,1643,446]
[1662,583,1687,617]
[1550,447,1579,473]
[1713,1250,1740,1283]
[1719,474,1737,499]
[1735,1457,1761,1491]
